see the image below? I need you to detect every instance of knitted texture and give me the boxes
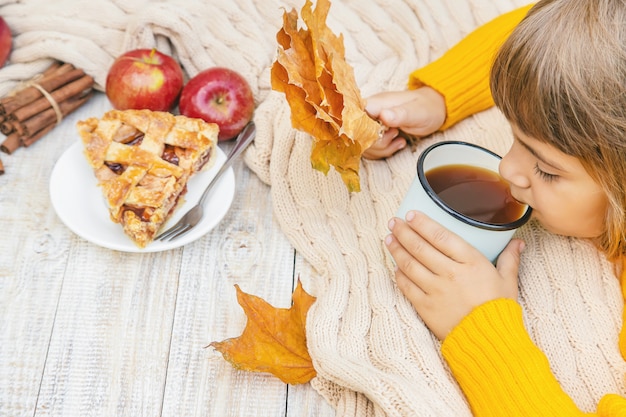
[1,0,624,416]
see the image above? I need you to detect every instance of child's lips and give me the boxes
[511,192,532,209]
[514,196,536,218]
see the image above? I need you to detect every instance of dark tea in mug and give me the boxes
[425,164,526,225]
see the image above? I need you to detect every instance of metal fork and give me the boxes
[156,121,257,242]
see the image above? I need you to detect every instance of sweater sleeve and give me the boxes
[408,4,534,130]
[441,298,626,417]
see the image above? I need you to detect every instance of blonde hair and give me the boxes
[490,0,626,260]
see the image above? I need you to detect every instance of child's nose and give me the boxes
[499,151,531,189]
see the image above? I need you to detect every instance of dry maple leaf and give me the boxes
[209,280,317,385]
[271,0,381,192]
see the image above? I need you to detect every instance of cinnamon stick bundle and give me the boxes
[0,61,94,155]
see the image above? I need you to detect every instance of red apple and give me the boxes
[106,48,184,111]
[0,17,12,67]
[179,67,254,141]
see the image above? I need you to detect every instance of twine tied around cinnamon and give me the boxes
[5,64,69,126]
[23,80,64,125]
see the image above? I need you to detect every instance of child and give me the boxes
[367,1,626,415]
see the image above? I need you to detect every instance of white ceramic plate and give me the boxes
[50,141,235,252]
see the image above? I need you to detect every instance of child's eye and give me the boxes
[534,163,558,182]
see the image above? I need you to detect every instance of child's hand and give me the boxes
[363,87,446,159]
[385,211,524,340]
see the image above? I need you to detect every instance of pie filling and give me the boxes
[123,205,154,222]
[195,147,213,171]
[162,145,180,165]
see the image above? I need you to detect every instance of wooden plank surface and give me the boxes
[0,92,335,417]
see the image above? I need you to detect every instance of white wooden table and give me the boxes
[0,92,335,417]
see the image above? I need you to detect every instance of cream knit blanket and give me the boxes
[2,0,625,415]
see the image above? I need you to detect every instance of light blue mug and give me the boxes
[396,141,532,262]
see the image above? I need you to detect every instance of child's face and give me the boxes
[499,124,608,239]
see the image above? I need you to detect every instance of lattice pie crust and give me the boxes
[77,109,218,248]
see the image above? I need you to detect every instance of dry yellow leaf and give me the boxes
[209,280,317,385]
[271,0,380,192]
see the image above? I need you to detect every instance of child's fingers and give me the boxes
[394,268,428,306]
[389,217,451,277]
[496,238,525,284]
[385,232,437,294]
[403,211,482,265]
[365,90,424,118]
[362,129,406,159]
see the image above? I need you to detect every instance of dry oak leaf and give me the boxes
[271,0,381,192]
[209,280,317,385]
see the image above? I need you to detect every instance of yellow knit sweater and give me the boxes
[409,4,626,416]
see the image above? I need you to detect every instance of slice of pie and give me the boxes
[77,109,218,248]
